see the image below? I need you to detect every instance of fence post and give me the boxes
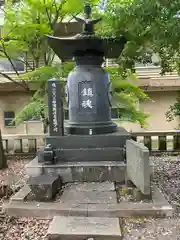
[28,139,37,153]
[13,139,23,153]
[2,139,8,153]
[144,136,152,150]
[158,135,167,151]
[173,134,180,151]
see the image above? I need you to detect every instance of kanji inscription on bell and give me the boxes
[79,81,95,112]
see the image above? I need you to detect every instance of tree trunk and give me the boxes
[0,130,7,169]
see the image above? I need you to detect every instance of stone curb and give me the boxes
[6,183,173,218]
[4,201,173,219]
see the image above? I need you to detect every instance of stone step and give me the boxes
[26,158,126,182]
[55,147,124,162]
[46,127,130,149]
[47,216,122,240]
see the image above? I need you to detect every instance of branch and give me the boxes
[49,52,55,65]
[0,39,29,90]
[43,51,47,66]
[27,41,42,69]
[0,71,29,90]
[68,11,82,23]
[43,0,53,29]
[3,25,18,39]
[52,0,58,12]
[51,0,67,29]
[46,46,55,65]
[57,0,67,12]
[43,0,67,30]
[1,40,20,76]
[43,46,52,66]
[19,53,34,71]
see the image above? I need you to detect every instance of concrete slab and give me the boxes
[47,216,122,240]
[60,190,117,204]
[65,182,115,192]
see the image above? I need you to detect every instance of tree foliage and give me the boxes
[105,67,150,127]
[97,0,180,125]
[166,98,180,123]
[99,0,180,74]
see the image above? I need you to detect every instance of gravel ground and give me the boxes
[122,217,180,239]
[0,158,51,240]
[0,214,50,240]
[123,155,180,239]
[0,158,29,183]
[1,156,180,239]
[152,155,180,215]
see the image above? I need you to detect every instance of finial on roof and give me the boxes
[84,3,91,19]
[73,3,102,35]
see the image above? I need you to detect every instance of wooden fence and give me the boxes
[2,131,180,155]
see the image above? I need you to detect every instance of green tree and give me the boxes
[98,0,180,126]
[99,0,180,74]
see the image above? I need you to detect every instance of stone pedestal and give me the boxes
[35,128,130,182]
[43,127,130,163]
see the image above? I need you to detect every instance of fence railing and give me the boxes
[1,134,46,155]
[131,131,180,152]
[2,131,180,155]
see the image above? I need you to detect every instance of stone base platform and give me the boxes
[4,182,173,219]
[26,158,126,183]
